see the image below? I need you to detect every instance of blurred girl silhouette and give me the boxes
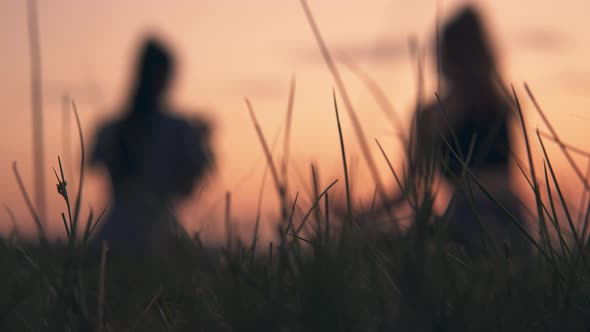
[410,6,527,255]
[90,37,214,254]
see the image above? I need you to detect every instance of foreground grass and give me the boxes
[4,55,590,332]
[3,96,590,331]
[2,201,590,332]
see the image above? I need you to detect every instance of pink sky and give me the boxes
[1,0,590,241]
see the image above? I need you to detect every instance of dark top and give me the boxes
[91,111,213,202]
[420,92,512,182]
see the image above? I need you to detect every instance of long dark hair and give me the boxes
[440,6,499,91]
[129,38,174,116]
[114,38,175,180]
[436,6,512,177]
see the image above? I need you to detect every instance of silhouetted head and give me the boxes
[440,6,497,89]
[131,37,175,114]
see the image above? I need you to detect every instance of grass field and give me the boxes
[3,83,590,331]
[3,1,590,331]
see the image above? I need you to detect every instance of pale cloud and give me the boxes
[297,37,409,65]
[513,28,569,52]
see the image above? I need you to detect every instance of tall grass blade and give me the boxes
[293,179,338,237]
[543,161,571,259]
[339,57,406,144]
[71,101,86,244]
[245,99,287,220]
[333,90,353,223]
[299,0,388,203]
[434,95,495,254]
[27,0,47,223]
[61,93,73,177]
[577,158,590,231]
[538,130,590,158]
[282,74,296,195]
[284,192,300,236]
[311,164,322,232]
[375,138,413,210]
[511,86,551,257]
[537,131,588,270]
[438,133,554,265]
[12,161,46,245]
[525,83,589,190]
[225,191,232,254]
[4,205,19,243]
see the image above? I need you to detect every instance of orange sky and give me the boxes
[1,0,590,241]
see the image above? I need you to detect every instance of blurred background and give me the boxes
[1,0,589,242]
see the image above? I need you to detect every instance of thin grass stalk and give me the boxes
[404,44,425,205]
[375,138,414,210]
[525,83,590,191]
[62,93,73,176]
[4,205,19,243]
[85,208,106,243]
[333,90,353,224]
[82,209,94,245]
[579,154,590,243]
[511,151,535,192]
[245,99,287,222]
[311,164,322,233]
[225,192,232,254]
[27,0,47,223]
[339,57,406,145]
[434,93,465,161]
[284,192,300,237]
[299,0,388,203]
[287,233,313,244]
[511,150,562,229]
[538,130,590,158]
[370,186,377,213]
[250,152,275,259]
[290,159,315,203]
[275,194,300,299]
[582,198,590,246]
[472,167,560,274]
[282,75,296,195]
[439,133,555,267]
[12,162,47,245]
[538,132,588,270]
[577,158,590,231]
[511,86,553,257]
[249,203,263,262]
[71,101,85,245]
[55,157,75,243]
[203,117,286,221]
[447,138,497,255]
[61,213,71,240]
[543,161,572,259]
[434,96,496,254]
[540,161,558,264]
[293,179,338,237]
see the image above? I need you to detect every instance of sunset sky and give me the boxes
[1,0,590,240]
